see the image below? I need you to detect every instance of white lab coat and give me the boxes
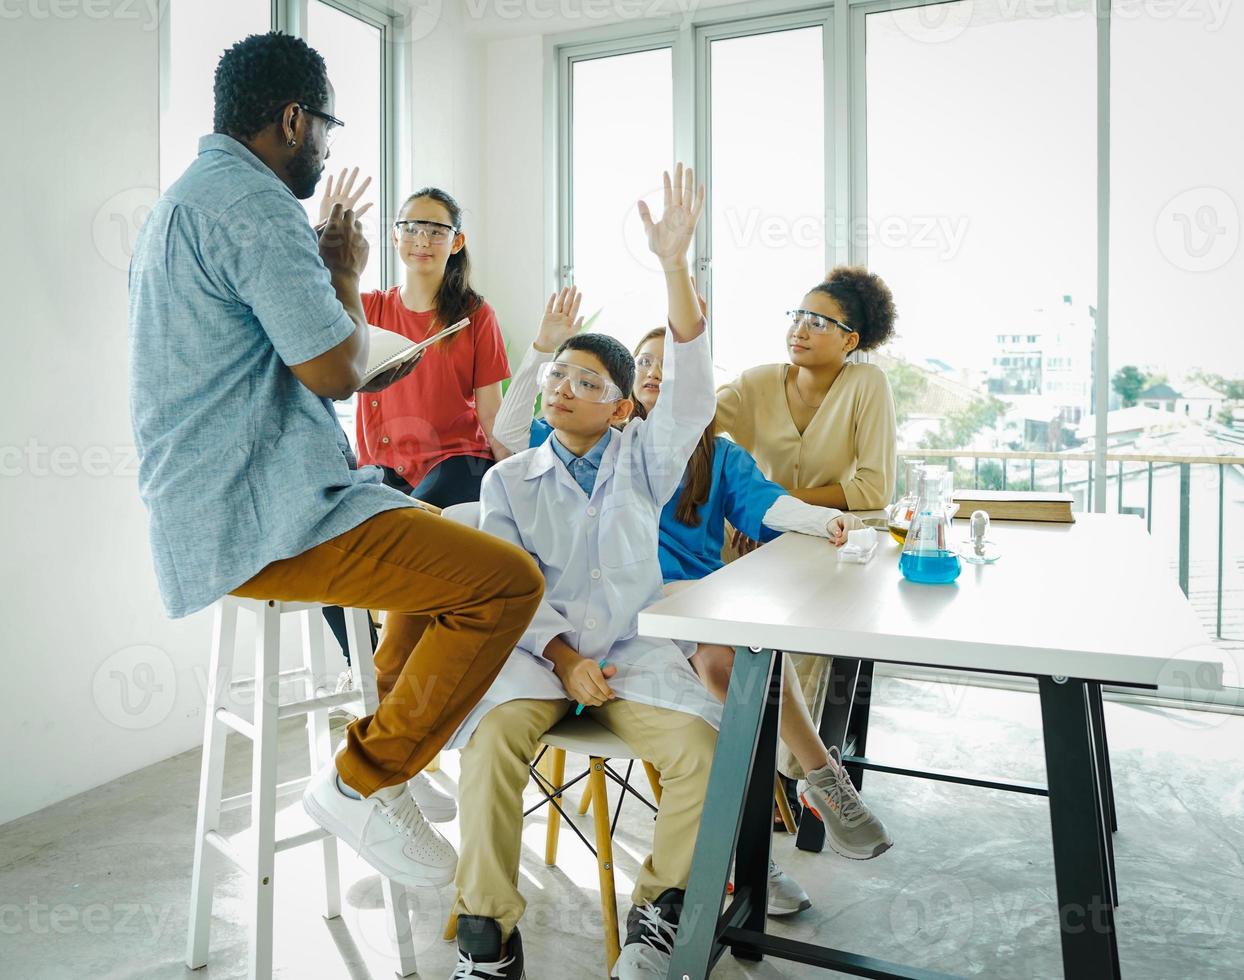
[445,326,724,749]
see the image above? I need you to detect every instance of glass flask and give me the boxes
[898,464,961,584]
[887,459,925,545]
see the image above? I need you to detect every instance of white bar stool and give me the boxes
[186,596,418,979]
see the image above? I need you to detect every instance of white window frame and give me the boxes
[279,0,401,288]
[691,7,837,348]
[553,0,1111,508]
[555,30,687,290]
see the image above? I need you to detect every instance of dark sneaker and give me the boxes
[453,915,524,979]
[612,887,683,979]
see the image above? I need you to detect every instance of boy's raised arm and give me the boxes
[492,286,586,454]
[637,163,705,343]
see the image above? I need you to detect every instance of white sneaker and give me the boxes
[407,771,457,823]
[329,669,359,723]
[612,888,682,979]
[302,760,457,888]
[765,860,811,916]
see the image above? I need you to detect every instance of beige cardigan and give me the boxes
[715,361,897,511]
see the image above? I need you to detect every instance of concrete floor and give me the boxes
[1,675,1241,979]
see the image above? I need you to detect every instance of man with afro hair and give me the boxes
[128,32,544,898]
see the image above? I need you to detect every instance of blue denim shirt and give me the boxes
[128,134,416,618]
[548,430,610,497]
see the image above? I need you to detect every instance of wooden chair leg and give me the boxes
[578,780,593,815]
[589,758,621,974]
[775,776,797,834]
[544,747,566,866]
[642,762,662,805]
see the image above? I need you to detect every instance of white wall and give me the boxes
[397,1,484,284]
[0,6,217,826]
[478,33,553,355]
[0,1,663,827]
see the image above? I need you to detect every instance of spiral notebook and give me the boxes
[361,316,470,386]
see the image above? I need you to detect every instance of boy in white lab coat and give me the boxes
[447,166,718,980]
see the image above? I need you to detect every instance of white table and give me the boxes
[638,513,1225,980]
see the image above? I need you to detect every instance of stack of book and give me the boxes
[952,489,1075,523]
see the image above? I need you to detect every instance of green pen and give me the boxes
[575,659,610,715]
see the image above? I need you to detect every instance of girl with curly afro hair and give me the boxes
[714,266,899,784]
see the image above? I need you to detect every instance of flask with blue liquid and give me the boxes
[898,465,961,584]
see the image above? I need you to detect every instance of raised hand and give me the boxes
[637,163,705,272]
[534,286,586,354]
[317,167,373,226]
[318,202,369,280]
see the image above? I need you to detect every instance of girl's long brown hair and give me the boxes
[398,187,482,344]
[630,328,716,527]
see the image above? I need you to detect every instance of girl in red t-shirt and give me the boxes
[325,177,512,507]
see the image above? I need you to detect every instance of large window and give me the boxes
[865,0,1096,462]
[302,0,387,294]
[707,26,826,382]
[567,46,675,351]
[159,0,270,191]
[1109,0,1244,634]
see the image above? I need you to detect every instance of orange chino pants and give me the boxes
[231,506,543,796]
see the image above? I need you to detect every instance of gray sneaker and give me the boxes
[797,746,893,860]
[765,859,812,915]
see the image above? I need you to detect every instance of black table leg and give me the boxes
[845,659,876,791]
[1038,677,1121,980]
[1087,683,1119,833]
[1086,683,1119,908]
[668,646,779,980]
[796,656,861,853]
[728,650,783,963]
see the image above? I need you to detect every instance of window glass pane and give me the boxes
[160,0,269,190]
[866,0,1095,494]
[709,27,825,384]
[1110,2,1243,648]
[304,1,384,295]
[571,48,674,352]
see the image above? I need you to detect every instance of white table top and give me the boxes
[639,513,1225,690]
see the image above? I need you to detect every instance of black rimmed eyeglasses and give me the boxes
[275,102,345,147]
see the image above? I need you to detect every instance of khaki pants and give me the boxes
[454,697,718,939]
[230,507,544,796]
[777,653,832,780]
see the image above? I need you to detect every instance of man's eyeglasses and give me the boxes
[394,220,458,244]
[538,361,624,404]
[786,309,855,335]
[274,102,345,148]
